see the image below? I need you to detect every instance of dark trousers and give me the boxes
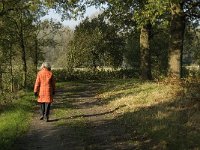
[40,103,51,119]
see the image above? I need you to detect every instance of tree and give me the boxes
[53,26,74,69]
[68,17,124,70]
[0,0,20,16]
[0,0,47,90]
[168,0,200,78]
[0,0,20,92]
[30,19,62,72]
[168,1,185,78]
[82,0,170,80]
[184,27,200,66]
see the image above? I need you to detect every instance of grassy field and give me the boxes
[0,79,200,149]
[0,92,34,150]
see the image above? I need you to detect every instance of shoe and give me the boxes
[39,116,44,120]
[45,116,49,122]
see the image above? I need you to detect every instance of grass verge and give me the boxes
[53,79,200,149]
[97,79,200,149]
[0,92,34,150]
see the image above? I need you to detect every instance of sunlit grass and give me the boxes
[93,79,199,149]
[97,79,181,110]
[1,79,199,149]
[0,92,34,150]
[50,79,200,149]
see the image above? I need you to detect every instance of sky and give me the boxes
[41,6,101,29]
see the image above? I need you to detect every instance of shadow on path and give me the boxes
[14,81,135,150]
[49,105,126,122]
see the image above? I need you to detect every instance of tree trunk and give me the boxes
[34,38,38,74]
[20,14,27,89]
[0,67,3,94]
[91,50,97,72]
[9,47,14,92]
[20,37,27,89]
[168,2,185,78]
[140,23,152,80]
[92,58,97,72]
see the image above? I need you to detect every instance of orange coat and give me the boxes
[34,68,55,103]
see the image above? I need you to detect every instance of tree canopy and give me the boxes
[0,0,199,92]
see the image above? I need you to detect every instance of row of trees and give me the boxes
[86,0,199,79]
[67,17,125,70]
[60,0,199,79]
[0,0,199,93]
[0,0,63,92]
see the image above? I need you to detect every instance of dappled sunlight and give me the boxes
[105,82,182,115]
[104,80,200,149]
[1,0,199,148]
[11,79,200,149]
[48,79,199,149]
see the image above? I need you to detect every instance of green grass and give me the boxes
[96,79,200,149]
[0,92,34,150]
[1,79,199,149]
[54,79,200,149]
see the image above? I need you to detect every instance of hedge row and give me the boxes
[52,69,140,82]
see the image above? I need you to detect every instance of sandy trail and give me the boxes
[14,81,135,150]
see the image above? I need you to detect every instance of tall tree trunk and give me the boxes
[34,38,38,74]
[9,47,14,92]
[168,1,185,78]
[20,14,27,89]
[20,37,27,89]
[91,50,97,72]
[140,23,152,80]
[92,57,97,72]
[0,67,3,94]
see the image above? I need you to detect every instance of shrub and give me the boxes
[52,68,140,82]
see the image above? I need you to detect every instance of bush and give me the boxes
[182,66,200,78]
[52,69,140,82]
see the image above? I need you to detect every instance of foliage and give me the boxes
[67,17,125,69]
[42,0,87,19]
[1,0,200,93]
[150,26,170,77]
[51,26,74,68]
[0,0,46,91]
[124,32,140,69]
[83,0,199,79]
[0,0,72,92]
[52,68,140,82]
[184,27,200,65]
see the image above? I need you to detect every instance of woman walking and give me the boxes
[34,62,55,122]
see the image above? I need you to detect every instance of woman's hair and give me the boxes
[41,62,51,70]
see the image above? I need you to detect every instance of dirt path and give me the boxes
[14,81,136,150]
